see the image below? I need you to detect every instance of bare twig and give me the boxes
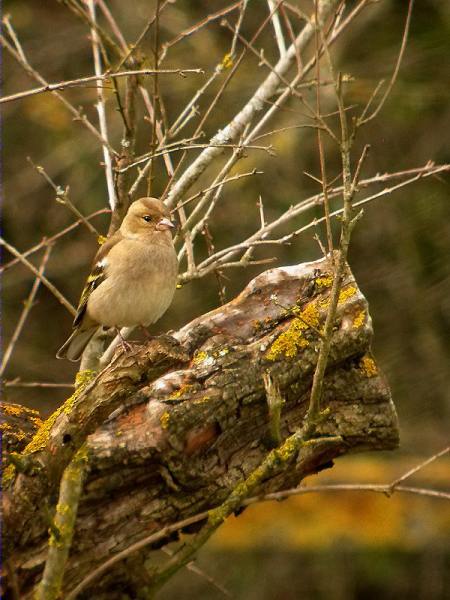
[27,158,99,236]
[267,0,287,57]
[0,246,52,376]
[389,445,450,491]
[165,0,341,209]
[114,0,172,70]
[0,238,76,316]
[174,169,263,212]
[0,209,108,274]
[358,0,415,125]
[314,0,334,261]
[162,2,241,57]
[178,162,450,283]
[0,23,117,155]
[87,0,117,212]
[0,68,204,105]
[160,546,232,598]
[3,380,75,389]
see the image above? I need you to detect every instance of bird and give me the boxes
[57,197,178,361]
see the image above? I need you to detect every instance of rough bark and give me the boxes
[2,256,399,598]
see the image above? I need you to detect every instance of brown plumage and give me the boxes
[57,197,177,361]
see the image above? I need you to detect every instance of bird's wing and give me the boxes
[73,231,123,328]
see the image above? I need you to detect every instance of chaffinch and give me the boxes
[57,197,177,361]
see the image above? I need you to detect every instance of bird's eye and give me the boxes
[143,215,153,222]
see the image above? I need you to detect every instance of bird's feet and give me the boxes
[116,328,133,353]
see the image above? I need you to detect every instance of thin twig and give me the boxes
[146,0,162,196]
[0,25,117,155]
[267,0,287,56]
[27,158,99,236]
[87,0,117,212]
[181,162,450,282]
[0,209,108,274]
[0,237,76,316]
[358,0,415,125]
[160,547,232,598]
[165,0,341,209]
[0,246,52,376]
[2,380,75,389]
[0,68,204,105]
[314,0,334,261]
[161,2,242,57]
[389,445,450,491]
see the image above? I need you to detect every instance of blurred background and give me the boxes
[2,0,449,598]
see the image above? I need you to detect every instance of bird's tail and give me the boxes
[56,327,97,361]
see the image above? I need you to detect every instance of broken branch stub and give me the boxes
[4,256,398,596]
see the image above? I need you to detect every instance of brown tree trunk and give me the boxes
[2,256,399,598]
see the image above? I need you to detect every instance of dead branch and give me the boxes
[3,256,398,598]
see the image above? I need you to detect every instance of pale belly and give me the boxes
[86,243,177,328]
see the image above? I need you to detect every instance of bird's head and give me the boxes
[121,197,175,239]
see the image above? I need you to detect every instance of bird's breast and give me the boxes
[87,240,177,328]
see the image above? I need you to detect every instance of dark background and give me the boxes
[2,1,449,598]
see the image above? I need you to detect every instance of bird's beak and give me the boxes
[156,217,175,231]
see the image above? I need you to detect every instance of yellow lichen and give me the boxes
[2,464,16,488]
[23,373,93,455]
[0,422,12,431]
[169,383,195,400]
[221,52,233,69]
[193,351,208,365]
[2,404,30,417]
[266,307,319,361]
[359,355,378,377]
[97,235,107,245]
[319,285,358,310]
[292,302,320,329]
[193,395,211,404]
[75,369,96,389]
[353,309,366,329]
[160,412,170,429]
[315,275,333,288]
[338,285,357,305]
[31,416,44,428]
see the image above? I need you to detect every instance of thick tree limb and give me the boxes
[3,256,398,598]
